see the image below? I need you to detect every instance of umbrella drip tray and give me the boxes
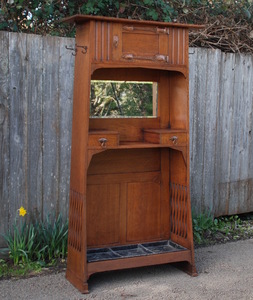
[87,240,187,263]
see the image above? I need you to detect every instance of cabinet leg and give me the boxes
[66,270,89,294]
[173,261,198,277]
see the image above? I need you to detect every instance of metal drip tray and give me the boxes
[141,240,186,254]
[87,240,187,263]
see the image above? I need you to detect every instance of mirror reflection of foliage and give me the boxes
[90,81,153,117]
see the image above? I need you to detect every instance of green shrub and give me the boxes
[1,207,68,266]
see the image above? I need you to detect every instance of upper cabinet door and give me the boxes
[91,20,188,67]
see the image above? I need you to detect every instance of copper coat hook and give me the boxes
[65,44,88,56]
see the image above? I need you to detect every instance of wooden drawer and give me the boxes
[88,131,119,149]
[143,129,187,147]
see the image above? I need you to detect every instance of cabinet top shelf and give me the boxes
[63,14,204,29]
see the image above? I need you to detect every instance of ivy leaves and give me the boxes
[0,0,252,36]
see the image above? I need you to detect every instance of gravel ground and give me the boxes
[1,239,253,300]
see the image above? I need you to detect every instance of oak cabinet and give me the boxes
[63,15,202,293]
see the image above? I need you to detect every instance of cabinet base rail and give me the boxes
[87,240,186,262]
[66,240,196,294]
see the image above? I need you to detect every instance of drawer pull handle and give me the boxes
[123,26,169,35]
[155,54,169,62]
[98,138,108,148]
[169,136,178,145]
[122,53,169,62]
[122,53,134,60]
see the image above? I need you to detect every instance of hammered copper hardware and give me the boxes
[169,136,178,144]
[122,54,169,62]
[98,138,107,147]
[65,44,88,56]
[123,25,169,34]
[113,35,119,48]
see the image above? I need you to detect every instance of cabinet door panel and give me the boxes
[126,181,161,242]
[122,32,159,55]
[87,184,120,247]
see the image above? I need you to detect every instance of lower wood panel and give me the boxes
[87,183,120,247]
[126,181,161,242]
[87,171,162,248]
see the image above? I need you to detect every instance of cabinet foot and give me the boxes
[66,270,89,294]
[173,261,198,277]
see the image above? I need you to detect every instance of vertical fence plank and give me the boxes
[237,54,253,213]
[26,33,43,218]
[245,56,253,212]
[202,49,221,213]
[58,37,75,220]
[189,48,208,213]
[216,53,237,215]
[8,33,28,221]
[0,32,10,246]
[42,35,60,220]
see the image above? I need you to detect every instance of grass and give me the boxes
[0,259,43,278]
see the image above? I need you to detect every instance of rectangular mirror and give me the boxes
[90,80,158,118]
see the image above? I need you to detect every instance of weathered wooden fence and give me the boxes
[0,31,252,247]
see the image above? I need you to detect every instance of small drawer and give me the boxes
[143,129,187,147]
[88,131,119,149]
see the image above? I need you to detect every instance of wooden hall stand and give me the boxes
[63,15,202,293]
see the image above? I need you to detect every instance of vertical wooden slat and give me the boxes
[0,31,10,246]
[9,33,28,220]
[58,37,75,220]
[42,35,60,219]
[189,48,221,213]
[96,21,102,61]
[26,33,43,217]
[202,49,221,213]
[170,182,188,239]
[216,53,236,215]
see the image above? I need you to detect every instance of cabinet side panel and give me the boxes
[67,22,91,288]
[169,73,188,130]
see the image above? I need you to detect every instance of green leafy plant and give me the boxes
[35,214,68,263]
[192,211,251,246]
[1,206,38,265]
[0,259,8,277]
[0,259,42,278]
[192,211,215,244]
[1,207,68,268]
[0,1,252,36]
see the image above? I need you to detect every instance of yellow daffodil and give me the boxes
[19,206,27,217]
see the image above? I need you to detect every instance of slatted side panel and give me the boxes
[170,182,188,239]
[68,190,83,252]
